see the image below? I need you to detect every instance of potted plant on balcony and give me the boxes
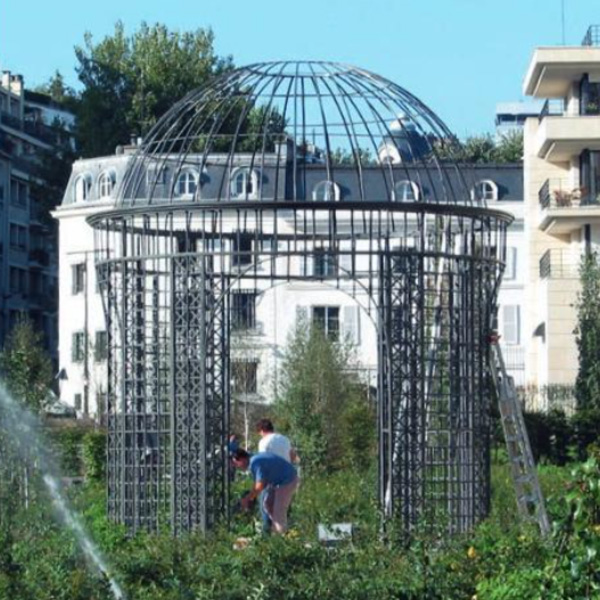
[553,189,572,207]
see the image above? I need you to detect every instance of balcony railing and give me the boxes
[0,110,58,145]
[539,99,565,121]
[539,248,579,279]
[582,25,600,46]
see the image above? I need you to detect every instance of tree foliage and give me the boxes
[435,131,523,164]
[274,321,375,471]
[575,252,600,412]
[0,317,53,414]
[33,71,78,112]
[74,21,233,157]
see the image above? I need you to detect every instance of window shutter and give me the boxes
[296,305,308,324]
[339,252,352,274]
[504,247,517,280]
[299,256,313,277]
[502,305,520,345]
[342,306,361,344]
[72,333,78,362]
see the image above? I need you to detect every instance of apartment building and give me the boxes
[0,69,74,361]
[522,25,600,404]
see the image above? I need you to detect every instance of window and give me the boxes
[231,360,258,394]
[580,150,600,204]
[312,180,340,201]
[580,74,600,115]
[74,174,92,202]
[95,331,108,361]
[502,305,520,345]
[98,170,116,198]
[72,263,86,295]
[378,143,401,165]
[9,223,27,250]
[231,167,259,199]
[174,169,198,198]
[232,234,253,267]
[10,178,27,207]
[231,290,257,330]
[504,247,517,280]
[72,331,86,362]
[392,180,419,202]
[312,306,340,340]
[313,249,337,277]
[472,180,498,202]
[9,267,27,294]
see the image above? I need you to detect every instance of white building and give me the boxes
[521,25,600,407]
[55,148,524,417]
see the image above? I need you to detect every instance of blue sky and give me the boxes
[1,0,599,137]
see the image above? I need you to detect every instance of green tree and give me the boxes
[495,131,524,163]
[434,132,523,164]
[461,134,497,163]
[74,21,233,157]
[0,317,53,414]
[33,71,78,112]
[275,320,375,471]
[574,252,600,412]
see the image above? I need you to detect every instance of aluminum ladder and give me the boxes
[489,341,551,536]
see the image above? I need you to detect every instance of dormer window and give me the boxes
[98,170,116,198]
[175,169,199,199]
[472,180,498,202]
[231,167,259,199]
[312,180,340,201]
[392,180,419,202]
[74,174,93,202]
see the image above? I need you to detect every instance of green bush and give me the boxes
[82,430,106,481]
[47,428,85,476]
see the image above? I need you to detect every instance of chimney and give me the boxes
[1,71,11,91]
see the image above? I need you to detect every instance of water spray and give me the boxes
[0,383,125,599]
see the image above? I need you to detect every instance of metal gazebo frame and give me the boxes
[89,61,511,536]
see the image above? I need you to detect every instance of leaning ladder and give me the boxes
[489,342,551,536]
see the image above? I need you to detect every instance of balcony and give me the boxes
[534,114,600,162]
[0,110,57,145]
[539,248,579,279]
[29,248,50,267]
[524,47,600,98]
[538,179,600,233]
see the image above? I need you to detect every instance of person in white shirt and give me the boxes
[256,418,296,463]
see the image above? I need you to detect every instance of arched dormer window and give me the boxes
[378,143,402,165]
[98,170,116,199]
[175,169,199,199]
[312,180,340,201]
[231,167,259,199]
[74,173,93,202]
[392,180,419,202]
[472,179,498,202]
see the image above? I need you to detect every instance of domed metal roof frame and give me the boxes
[90,61,512,539]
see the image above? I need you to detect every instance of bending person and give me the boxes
[232,449,298,535]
